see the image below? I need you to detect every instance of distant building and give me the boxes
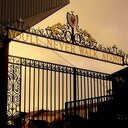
[108,67,128,119]
[108,67,128,98]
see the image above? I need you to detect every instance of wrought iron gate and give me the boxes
[7,55,112,127]
[0,11,128,127]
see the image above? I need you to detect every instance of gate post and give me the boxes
[0,36,10,126]
[73,67,76,116]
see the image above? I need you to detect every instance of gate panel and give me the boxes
[8,55,75,127]
[8,55,112,127]
[65,68,112,120]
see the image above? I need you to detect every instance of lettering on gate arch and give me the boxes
[1,11,128,65]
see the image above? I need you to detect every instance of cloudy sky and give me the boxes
[9,0,128,74]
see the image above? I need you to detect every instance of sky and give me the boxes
[9,0,128,74]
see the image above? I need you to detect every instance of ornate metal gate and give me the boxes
[0,12,128,127]
[7,55,112,127]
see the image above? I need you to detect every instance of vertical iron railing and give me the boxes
[65,68,112,120]
[73,68,76,116]
[8,55,112,127]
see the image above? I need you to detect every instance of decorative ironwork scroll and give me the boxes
[7,56,21,124]
[9,55,109,78]
[1,12,128,65]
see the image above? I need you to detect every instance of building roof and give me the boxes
[0,0,70,28]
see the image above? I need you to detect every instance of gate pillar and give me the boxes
[0,37,10,126]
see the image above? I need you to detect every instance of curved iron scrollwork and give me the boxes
[28,12,126,57]
[76,68,109,79]
[9,55,110,79]
[28,12,128,65]
[0,18,30,31]
[7,63,21,124]
[1,12,128,65]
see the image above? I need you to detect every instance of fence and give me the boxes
[7,55,112,127]
[65,95,113,120]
